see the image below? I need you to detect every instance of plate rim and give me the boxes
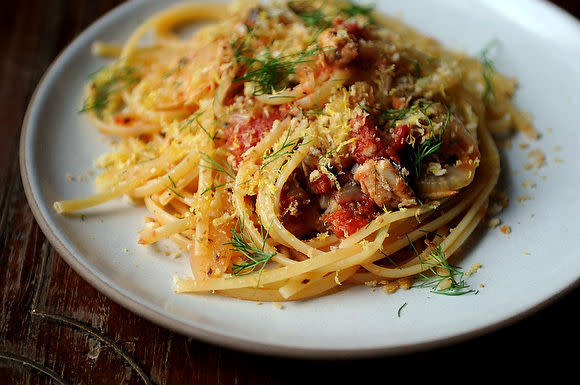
[18,0,580,359]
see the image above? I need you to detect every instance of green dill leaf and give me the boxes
[410,103,450,176]
[380,251,401,269]
[479,39,499,102]
[261,128,308,168]
[162,57,189,78]
[198,152,236,179]
[233,39,321,95]
[341,0,375,20]
[80,65,140,118]
[227,218,276,286]
[407,235,477,296]
[200,183,226,196]
[288,2,331,29]
[397,302,407,317]
[167,185,185,199]
[168,175,176,188]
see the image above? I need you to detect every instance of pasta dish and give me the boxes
[54,0,534,302]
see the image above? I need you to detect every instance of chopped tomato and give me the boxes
[226,107,287,165]
[309,172,333,194]
[343,21,366,39]
[385,124,409,164]
[323,193,377,238]
[351,114,386,164]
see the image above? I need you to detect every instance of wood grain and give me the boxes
[1,1,579,383]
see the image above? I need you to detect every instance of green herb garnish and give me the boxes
[200,183,227,196]
[233,38,321,95]
[262,128,307,168]
[410,103,450,177]
[341,0,375,20]
[80,66,140,118]
[227,218,276,285]
[480,39,499,102]
[407,235,477,296]
[288,2,331,29]
[162,57,188,78]
[397,302,407,317]
[167,186,185,199]
[168,175,177,188]
[198,152,236,180]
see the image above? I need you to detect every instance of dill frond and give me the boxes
[198,152,236,180]
[227,218,276,285]
[341,0,376,21]
[262,127,308,168]
[480,39,499,102]
[233,38,321,95]
[410,103,450,176]
[80,65,140,118]
[407,235,477,296]
[288,2,331,29]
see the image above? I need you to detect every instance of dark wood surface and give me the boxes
[1,1,579,383]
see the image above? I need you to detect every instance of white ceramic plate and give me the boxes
[20,0,580,358]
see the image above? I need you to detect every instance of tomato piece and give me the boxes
[323,193,378,238]
[309,173,333,194]
[351,114,386,164]
[384,124,409,163]
[226,107,287,164]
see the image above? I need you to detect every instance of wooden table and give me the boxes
[1,1,578,383]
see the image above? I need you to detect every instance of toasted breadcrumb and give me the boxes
[521,180,536,189]
[487,217,501,229]
[500,225,511,234]
[523,149,546,170]
[465,263,482,277]
[516,194,532,202]
[487,190,509,216]
[382,277,413,294]
[272,302,284,310]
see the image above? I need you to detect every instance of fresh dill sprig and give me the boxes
[407,235,477,296]
[180,111,218,141]
[227,218,276,284]
[80,66,140,118]
[480,39,499,102]
[198,152,236,180]
[341,0,376,21]
[380,251,401,269]
[288,2,331,29]
[233,38,321,95]
[200,183,227,196]
[360,101,435,125]
[361,101,450,176]
[162,57,189,78]
[262,128,307,168]
[397,302,407,317]
[166,183,185,199]
[410,103,450,177]
[168,175,177,188]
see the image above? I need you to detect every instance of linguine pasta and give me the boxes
[54,0,533,302]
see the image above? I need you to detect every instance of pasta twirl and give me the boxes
[54,0,530,302]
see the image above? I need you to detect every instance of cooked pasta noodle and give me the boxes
[54,0,532,301]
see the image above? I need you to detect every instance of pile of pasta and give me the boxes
[54,0,535,302]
